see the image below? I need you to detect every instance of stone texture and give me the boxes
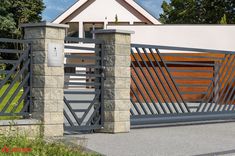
[95,30,131,133]
[23,23,67,137]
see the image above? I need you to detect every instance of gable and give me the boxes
[53,0,161,24]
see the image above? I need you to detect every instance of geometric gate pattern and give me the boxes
[130,43,235,125]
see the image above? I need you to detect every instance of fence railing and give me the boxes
[0,38,32,118]
[130,43,235,123]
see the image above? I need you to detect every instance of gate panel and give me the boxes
[63,37,104,132]
[130,44,235,125]
[0,38,32,118]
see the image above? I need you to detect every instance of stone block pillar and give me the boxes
[21,22,69,137]
[94,29,133,133]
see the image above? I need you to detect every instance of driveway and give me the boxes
[67,121,235,156]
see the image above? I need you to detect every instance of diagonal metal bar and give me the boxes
[131,86,148,115]
[196,54,230,112]
[0,52,26,89]
[64,110,75,127]
[79,93,100,123]
[215,74,235,111]
[10,87,30,113]
[221,79,235,111]
[148,49,182,113]
[198,54,230,112]
[130,96,142,115]
[132,49,166,113]
[229,94,235,111]
[153,48,190,113]
[0,59,30,104]
[211,58,235,112]
[131,73,157,114]
[64,97,82,125]
[1,73,30,113]
[19,100,30,113]
[139,48,177,113]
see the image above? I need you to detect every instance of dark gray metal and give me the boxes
[0,38,32,117]
[63,37,104,132]
[130,43,235,126]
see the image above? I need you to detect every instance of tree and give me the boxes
[0,0,45,39]
[160,0,235,24]
[0,0,45,69]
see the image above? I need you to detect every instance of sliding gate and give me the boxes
[130,44,235,125]
[63,37,104,132]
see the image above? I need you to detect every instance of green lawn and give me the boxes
[0,82,24,120]
[0,133,98,156]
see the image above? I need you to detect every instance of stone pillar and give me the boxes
[94,29,133,133]
[21,22,69,137]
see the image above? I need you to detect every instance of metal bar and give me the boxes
[130,97,142,115]
[64,125,102,131]
[0,60,19,64]
[130,43,234,54]
[130,112,235,126]
[10,87,30,113]
[65,37,103,44]
[131,86,148,115]
[136,47,173,113]
[64,64,102,68]
[226,88,235,111]
[210,58,235,112]
[64,45,100,51]
[165,61,214,66]
[0,52,26,89]
[221,80,235,111]
[80,94,100,123]
[131,51,165,114]
[0,49,26,54]
[131,74,157,114]
[66,100,94,103]
[64,73,101,77]
[64,97,81,125]
[29,43,33,114]
[100,42,105,127]
[64,90,99,94]
[180,91,207,95]
[1,73,30,113]
[65,54,101,60]
[198,54,232,112]
[153,48,190,113]
[64,82,101,86]
[19,100,30,113]
[229,94,235,111]
[64,110,75,127]
[217,77,235,111]
[0,59,30,104]
[72,109,88,112]
[0,38,31,44]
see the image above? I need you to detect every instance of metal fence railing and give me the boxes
[130,43,235,125]
[0,38,32,118]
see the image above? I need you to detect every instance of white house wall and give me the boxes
[107,25,235,52]
[70,0,141,23]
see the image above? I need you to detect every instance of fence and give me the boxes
[130,43,235,125]
[0,38,32,118]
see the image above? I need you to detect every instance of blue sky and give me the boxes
[42,0,167,22]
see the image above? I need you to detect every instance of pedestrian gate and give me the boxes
[63,37,104,132]
[130,44,235,126]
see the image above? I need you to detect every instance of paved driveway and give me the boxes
[68,122,235,156]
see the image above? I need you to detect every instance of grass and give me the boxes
[0,130,98,156]
[0,82,24,120]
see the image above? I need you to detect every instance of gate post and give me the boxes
[21,22,68,137]
[94,29,133,133]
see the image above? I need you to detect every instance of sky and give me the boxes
[42,0,167,22]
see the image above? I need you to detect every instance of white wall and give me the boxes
[107,25,235,52]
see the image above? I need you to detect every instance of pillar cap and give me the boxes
[20,22,69,29]
[93,29,134,35]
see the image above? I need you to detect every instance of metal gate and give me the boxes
[130,43,235,125]
[63,37,104,132]
[0,38,32,118]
